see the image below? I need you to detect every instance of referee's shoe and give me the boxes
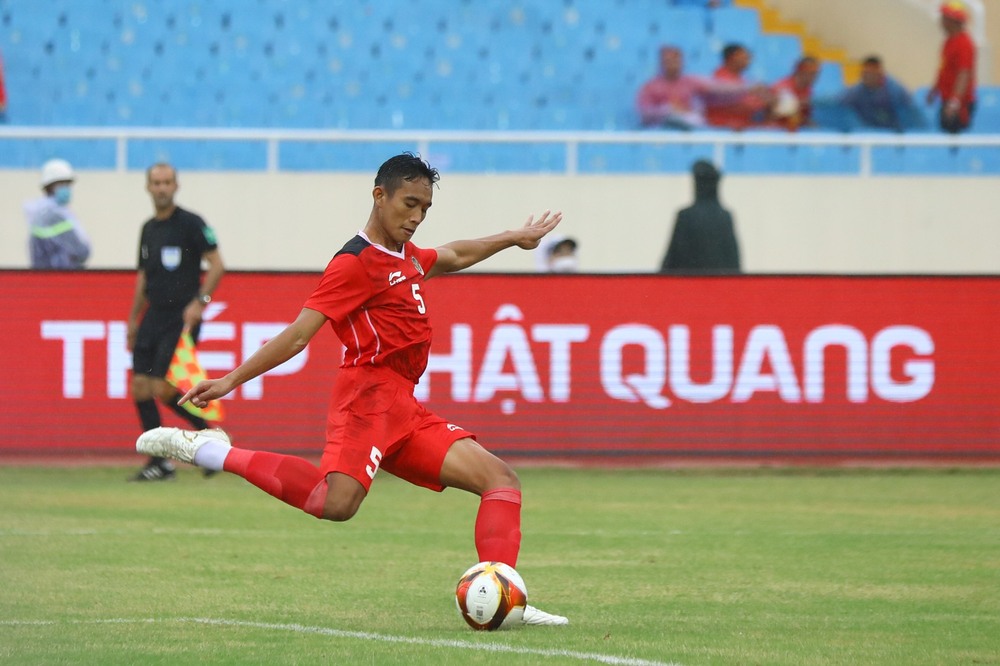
[129,458,176,482]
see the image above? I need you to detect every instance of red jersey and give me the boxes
[303,233,438,384]
[935,31,976,102]
[771,75,813,130]
[704,67,767,129]
[0,49,7,110]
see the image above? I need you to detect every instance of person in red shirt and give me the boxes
[770,56,820,131]
[137,153,569,626]
[0,48,8,121]
[927,0,976,133]
[704,43,774,130]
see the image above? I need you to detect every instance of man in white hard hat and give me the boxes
[23,158,91,269]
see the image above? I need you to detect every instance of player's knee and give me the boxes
[320,490,365,522]
[321,500,360,522]
[492,461,521,492]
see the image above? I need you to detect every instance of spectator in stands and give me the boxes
[0,47,7,122]
[636,46,710,129]
[839,56,925,131]
[23,159,91,269]
[927,0,976,133]
[704,43,774,130]
[660,160,741,274]
[637,45,770,130]
[770,56,820,130]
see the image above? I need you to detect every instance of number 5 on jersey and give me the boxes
[411,283,426,314]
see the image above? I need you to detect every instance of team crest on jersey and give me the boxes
[161,246,181,270]
[411,256,424,275]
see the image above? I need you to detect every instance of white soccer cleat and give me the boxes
[521,604,569,626]
[136,427,231,464]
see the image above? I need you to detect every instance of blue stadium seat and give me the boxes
[280,140,417,172]
[813,61,845,97]
[870,145,961,175]
[424,141,566,173]
[654,7,709,47]
[752,34,802,82]
[709,7,762,45]
[969,87,1000,134]
[127,139,270,171]
[724,140,859,174]
[578,141,716,174]
[0,0,991,176]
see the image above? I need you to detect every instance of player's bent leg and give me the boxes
[438,438,519,495]
[319,472,368,522]
[440,438,523,567]
[137,427,231,464]
[440,439,569,625]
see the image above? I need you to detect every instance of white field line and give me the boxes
[0,617,682,666]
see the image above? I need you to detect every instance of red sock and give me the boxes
[223,448,327,518]
[474,487,522,567]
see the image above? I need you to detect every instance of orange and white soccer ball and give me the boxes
[455,561,528,630]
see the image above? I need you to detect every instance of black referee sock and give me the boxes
[165,396,209,430]
[136,399,161,431]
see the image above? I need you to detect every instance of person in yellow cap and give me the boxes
[23,158,91,269]
[927,1,977,132]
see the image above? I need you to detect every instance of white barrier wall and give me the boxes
[2,169,998,274]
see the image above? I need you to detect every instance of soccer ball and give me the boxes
[455,561,528,630]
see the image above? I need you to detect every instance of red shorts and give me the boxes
[319,365,475,492]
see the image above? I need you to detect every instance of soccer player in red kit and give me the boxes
[137,153,568,625]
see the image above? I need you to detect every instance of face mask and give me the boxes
[549,256,578,273]
[53,184,73,206]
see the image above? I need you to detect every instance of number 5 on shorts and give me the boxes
[366,446,383,479]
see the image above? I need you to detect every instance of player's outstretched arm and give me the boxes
[427,210,562,278]
[180,307,327,408]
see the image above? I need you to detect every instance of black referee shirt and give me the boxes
[137,206,218,309]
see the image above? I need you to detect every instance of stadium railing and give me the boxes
[1,126,999,176]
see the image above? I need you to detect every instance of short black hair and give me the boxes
[375,152,440,196]
[549,237,578,255]
[862,55,882,67]
[722,43,746,61]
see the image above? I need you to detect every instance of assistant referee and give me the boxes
[127,162,225,481]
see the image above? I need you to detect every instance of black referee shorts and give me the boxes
[132,307,201,379]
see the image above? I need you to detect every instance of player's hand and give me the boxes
[179,378,233,408]
[514,210,563,250]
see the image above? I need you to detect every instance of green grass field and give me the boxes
[1,465,999,665]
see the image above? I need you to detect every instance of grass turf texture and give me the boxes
[1,466,998,665]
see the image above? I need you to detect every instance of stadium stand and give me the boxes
[0,0,997,174]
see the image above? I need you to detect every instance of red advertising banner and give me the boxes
[2,271,998,463]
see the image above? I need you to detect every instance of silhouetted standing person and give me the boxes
[660,160,741,273]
